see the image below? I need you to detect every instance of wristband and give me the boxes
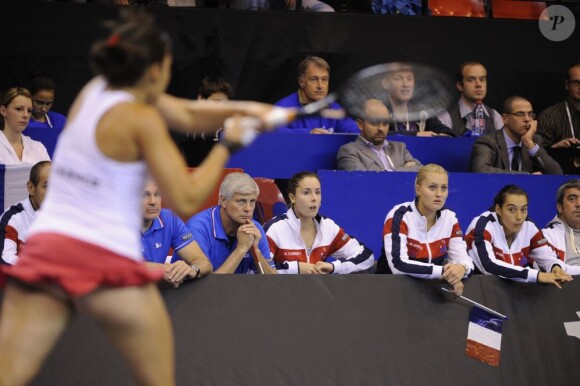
[218,138,242,154]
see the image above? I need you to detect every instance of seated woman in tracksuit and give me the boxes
[264,171,374,274]
[377,163,474,296]
[465,184,573,288]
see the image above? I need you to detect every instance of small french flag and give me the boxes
[466,305,506,367]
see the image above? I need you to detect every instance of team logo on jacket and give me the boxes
[408,242,422,250]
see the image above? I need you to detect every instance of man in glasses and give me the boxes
[537,62,580,173]
[337,99,422,171]
[184,172,277,274]
[470,96,562,174]
[538,63,580,149]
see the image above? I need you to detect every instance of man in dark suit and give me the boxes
[337,99,422,171]
[470,96,562,175]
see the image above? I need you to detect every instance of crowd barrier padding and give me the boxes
[18,275,580,386]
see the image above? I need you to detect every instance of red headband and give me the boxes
[106,33,121,47]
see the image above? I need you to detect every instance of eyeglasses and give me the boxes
[567,79,580,87]
[505,111,536,119]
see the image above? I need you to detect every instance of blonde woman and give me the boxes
[378,164,473,295]
[0,87,50,165]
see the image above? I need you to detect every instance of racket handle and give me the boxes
[223,116,260,146]
[262,107,298,130]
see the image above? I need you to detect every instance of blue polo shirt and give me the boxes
[26,111,67,131]
[274,92,359,134]
[185,206,274,274]
[142,209,194,264]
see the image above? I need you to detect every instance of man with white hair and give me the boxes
[184,172,277,274]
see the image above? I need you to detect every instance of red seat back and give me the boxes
[492,0,547,19]
[253,177,287,224]
[430,0,486,17]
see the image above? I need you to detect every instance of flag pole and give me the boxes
[441,288,507,320]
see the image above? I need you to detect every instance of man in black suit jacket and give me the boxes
[470,96,562,175]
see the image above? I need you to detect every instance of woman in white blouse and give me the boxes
[0,87,50,165]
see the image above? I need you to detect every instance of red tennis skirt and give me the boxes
[1,232,163,298]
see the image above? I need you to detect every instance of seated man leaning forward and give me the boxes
[141,181,212,287]
[470,96,562,175]
[274,55,358,135]
[337,99,422,171]
[184,172,277,274]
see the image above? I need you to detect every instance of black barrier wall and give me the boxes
[23,275,580,386]
[0,1,579,116]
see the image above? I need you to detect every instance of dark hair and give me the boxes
[0,87,32,130]
[198,76,233,100]
[567,62,580,80]
[455,61,485,83]
[29,161,51,186]
[89,10,172,88]
[490,184,528,212]
[297,56,330,78]
[26,73,57,95]
[502,95,529,114]
[287,171,320,197]
[556,179,580,205]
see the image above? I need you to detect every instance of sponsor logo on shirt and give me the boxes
[154,243,162,249]
[409,242,422,250]
[182,233,192,241]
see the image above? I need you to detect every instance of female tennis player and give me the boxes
[0,11,274,386]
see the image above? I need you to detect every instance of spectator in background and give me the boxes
[226,0,334,11]
[0,87,50,165]
[141,181,212,287]
[465,185,573,287]
[537,62,580,173]
[264,171,374,274]
[177,75,233,166]
[337,99,421,171]
[372,0,421,14]
[542,179,580,275]
[25,72,67,133]
[275,56,358,134]
[470,96,561,174]
[0,161,50,265]
[377,164,473,296]
[537,62,580,150]
[383,64,455,137]
[184,172,277,274]
[438,61,503,137]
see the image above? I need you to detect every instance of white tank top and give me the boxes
[30,77,147,261]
